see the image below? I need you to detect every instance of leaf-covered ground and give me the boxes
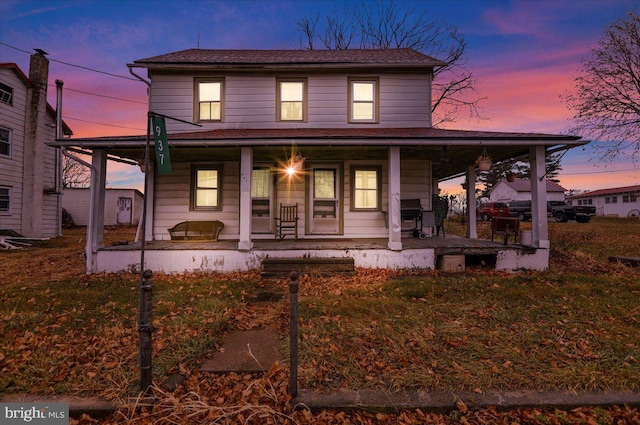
[1,220,639,423]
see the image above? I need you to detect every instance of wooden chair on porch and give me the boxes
[274,203,299,240]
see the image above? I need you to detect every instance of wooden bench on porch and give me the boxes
[168,220,224,241]
[491,216,520,245]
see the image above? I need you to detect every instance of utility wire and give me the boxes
[562,167,638,175]
[49,83,147,104]
[0,41,140,82]
[63,115,145,131]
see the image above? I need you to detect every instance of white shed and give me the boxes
[489,179,566,202]
[62,188,143,226]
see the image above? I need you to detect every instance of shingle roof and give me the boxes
[569,184,640,198]
[132,48,447,68]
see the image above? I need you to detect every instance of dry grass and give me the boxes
[2,220,640,424]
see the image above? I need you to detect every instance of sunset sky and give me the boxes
[1,0,638,195]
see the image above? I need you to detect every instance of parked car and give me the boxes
[507,200,532,221]
[547,201,596,223]
[477,202,510,221]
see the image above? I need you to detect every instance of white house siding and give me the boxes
[149,73,431,133]
[342,160,388,237]
[153,162,240,240]
[0,69,27,234]
[40,118,61,237]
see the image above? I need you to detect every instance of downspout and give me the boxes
[127,65,151,243]
[55,80,64,236]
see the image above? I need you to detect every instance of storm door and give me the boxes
[251,166,273,233]
[309,165,341,234]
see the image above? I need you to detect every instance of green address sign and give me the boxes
[151,115,172,174]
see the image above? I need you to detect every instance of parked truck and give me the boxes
[507,200,595,223]
[547,201,596,223]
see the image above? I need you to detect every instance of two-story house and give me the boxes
[1,51,72,242]
[54,48,585,273]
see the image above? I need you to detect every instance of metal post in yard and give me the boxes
[289,270,299,398]
[139,269,153,394]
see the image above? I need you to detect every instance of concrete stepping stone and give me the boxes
[201,329,283,373]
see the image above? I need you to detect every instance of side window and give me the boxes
[0,83,13,105]
[351,166,381,211]
[195,78,224,122]
[0,186,10,213]
[277,79,306,121]
[190,164,223,210]
[0,127,10,157]
[348,78,378,123]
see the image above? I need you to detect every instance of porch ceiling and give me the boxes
[54,127,584,181]
[92,144,532,181]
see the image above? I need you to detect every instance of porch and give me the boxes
[95,234,545,274]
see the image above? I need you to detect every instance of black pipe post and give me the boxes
[289,271,299,398]
[139,269,153,394]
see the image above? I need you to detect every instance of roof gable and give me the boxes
[492,178,566,194]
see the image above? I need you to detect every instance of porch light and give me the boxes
[286,148,304,176]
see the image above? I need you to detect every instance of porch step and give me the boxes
[261,257,355,278]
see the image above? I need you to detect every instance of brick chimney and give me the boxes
[22,49,49,237]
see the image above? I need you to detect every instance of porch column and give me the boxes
[238,146,253,251]
[466,165,477,239]
[86,149,107,273]
[388,146,402,250]
[530,145,550,248]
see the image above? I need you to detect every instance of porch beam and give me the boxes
[530,146,550,248]
[86,149,107,273]
[466,165,477,239]
[238,147,253,251]
[388,146,402,250]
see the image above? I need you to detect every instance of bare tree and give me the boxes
[297,0,484,126]
[62,156,91,188]
[565,11,640,162]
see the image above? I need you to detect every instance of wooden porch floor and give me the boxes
[103,234,533,257]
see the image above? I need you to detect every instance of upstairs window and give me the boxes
[0,83,12,105]
[0,127,10,157]
[195,79,223,122]
[190,164,222,210]
[351,166,381,210]
[277,79,306,121]
[349,78,378,123]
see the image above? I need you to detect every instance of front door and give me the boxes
[117,197,132,224]
[309,165,340,235]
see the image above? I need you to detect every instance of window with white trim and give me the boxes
[0,186,10,213]
[190,165,222,210]
[351,166,381,210]
[0,127,10,157]
[0,83,13,105]
[195,79,223,122]
[349,78,378,123]
[277,79,306,121]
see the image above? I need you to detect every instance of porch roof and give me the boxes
[52,127,585,181]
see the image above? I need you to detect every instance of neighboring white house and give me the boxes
[63,188,144,226]
[54,48,587,273]
[489,178,566,202]
[0,52,72,238]
[568,185,640,217]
